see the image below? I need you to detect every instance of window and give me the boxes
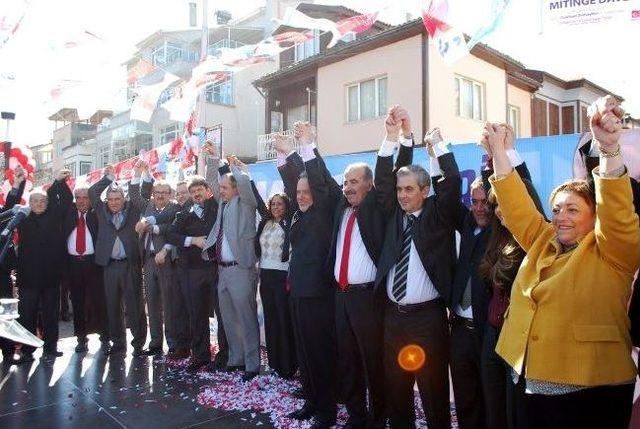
[80,161,92,176]
[160,123,181,145]
[294,30,320,62]
[40,151,52,164]
[151,41,197,66]
[100,148,110,167]
[455,75,485,121]
[347,76,387,122]
[507,105,521,137]
[205,75,233,105]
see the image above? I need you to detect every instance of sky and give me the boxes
[0,0,639,147]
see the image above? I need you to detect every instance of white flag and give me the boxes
[130,72,180,123]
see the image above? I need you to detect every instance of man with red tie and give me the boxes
[303,107,413,429]
[63,185,109,353]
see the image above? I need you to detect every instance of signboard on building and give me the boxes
[543,0,640,29]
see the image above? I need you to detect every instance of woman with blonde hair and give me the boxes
[486,95,639,428]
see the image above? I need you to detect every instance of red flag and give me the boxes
[271,31,314,46]
[336,12,379,36]
[422,0,451,37]
[169,137,184,159]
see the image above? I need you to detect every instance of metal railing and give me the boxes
[256,129,298,161]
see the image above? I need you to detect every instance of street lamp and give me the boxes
[1,111,15,141]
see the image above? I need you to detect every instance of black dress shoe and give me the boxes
[132,348,145,357]
[75,342,89,353]
[141,347,163,356]
[211,353,228,369]
[222,365,245,373]
[287,405,315,420]
[309,420,335,429]
[43,350,63,358]
[186,359,208,373]
[105,345,125,355]
[241,371,259,382]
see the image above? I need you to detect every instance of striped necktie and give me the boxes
[392,214,416,302]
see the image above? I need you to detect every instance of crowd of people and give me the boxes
[0,94,638,429]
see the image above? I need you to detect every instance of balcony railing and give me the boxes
[257,129,299,161]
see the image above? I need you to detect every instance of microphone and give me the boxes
[0,204,25,222]
[0,206,30,237]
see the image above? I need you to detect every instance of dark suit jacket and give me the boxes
[166,197,218,269]
[0,181,25,275]
[17,179,73,288]
[449,162,532,332]
[374,152,462,302]
[324,143,413,279]
[280,151,334,298]
[88,176,145,267]
[63,206,99,249]
[580,140,640,346]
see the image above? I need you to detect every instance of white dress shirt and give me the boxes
[67,211,95,256]
[334,207,376,284]
[386,209,439,304]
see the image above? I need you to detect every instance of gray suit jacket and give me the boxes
[203,164,258,269]
[89,176,146,267]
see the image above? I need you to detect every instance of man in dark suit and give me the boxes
[0,166,26,365]
[17,169,73,361]
[89,165,147,356]
[375,120,461,429]
[166,152,228,372]
[447,126,532,429]
[63,184,109,353]
[275,126,337,429]
[130,161,182,357]
[300,107,412,429]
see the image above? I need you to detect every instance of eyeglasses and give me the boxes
[153,191,171,195]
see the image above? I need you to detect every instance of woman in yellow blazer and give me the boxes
[485,95,640,429]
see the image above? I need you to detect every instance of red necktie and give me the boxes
[338,209,358,290]
[76,213,86,255]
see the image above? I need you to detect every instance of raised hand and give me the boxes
[393,106,412,137]
[485,122,507,154]
[57,168,72,181]
[202,140,219,157]
[385,105,402,140]
[133,159,146,177]
[294,121,316,146]
[503,124,515,151]
[103,165,115,178]
[273,133,292,155]
[478,127,492,159]
[233,157,248,172]
[424,128,443,159]
[589,95,624,151]
[13,165,26,188]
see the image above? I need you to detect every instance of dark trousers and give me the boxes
[450,315,484,429]
[19,287,60,354]
[384,298,451,429]
[143,256,179,350]
[523,383,634,429]
[172,265,191,350]
[180,266,227,362]
[335,287,385,427]
[103,260,147,350]
[259,268,296,377]
[290,294,337,424]
[68,256,108,344]
[480,324,517,429]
